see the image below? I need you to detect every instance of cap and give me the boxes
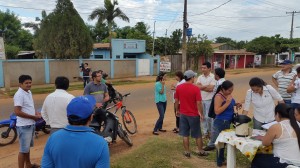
[184,70,196,79]
[280,60,293,65]
[67,96,96,120]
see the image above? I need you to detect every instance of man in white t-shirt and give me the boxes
[196,62,216,138]
[14,75,41,168]
[41,76,75,134]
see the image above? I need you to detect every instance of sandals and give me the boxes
[196,151,209,157]
[31,163,41,168]
[172,128,179,133]
[152,131,159,135]
[183,152,191,158]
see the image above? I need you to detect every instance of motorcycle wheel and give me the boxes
[117,125,133,147]
[0,124,17,146]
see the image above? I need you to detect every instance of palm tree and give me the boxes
[89,0,129,42]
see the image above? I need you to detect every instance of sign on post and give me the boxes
[254,55,261,66]
[0,37,6,60]
[160,61,171,72]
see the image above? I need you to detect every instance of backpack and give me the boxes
[208,93,226,119]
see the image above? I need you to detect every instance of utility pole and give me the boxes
[152,21,156,56]
[164,29,167,56]
[182,0,188,71]
[286,11,300,39]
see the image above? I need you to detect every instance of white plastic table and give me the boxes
[215,129,271,168]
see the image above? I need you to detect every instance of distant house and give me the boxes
[91,39,152,59]
[17,51,36,59]
[209,43,256,69]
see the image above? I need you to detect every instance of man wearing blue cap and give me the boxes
[41,96,110,168]
[272,60,297,105]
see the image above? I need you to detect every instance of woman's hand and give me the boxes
[235,103,242,111]
[226,95,233,104]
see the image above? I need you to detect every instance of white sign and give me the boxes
[0,37,5,60]
[160,61,171,72]
[254,55,261,66]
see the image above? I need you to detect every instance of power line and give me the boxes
[190,0,232,16]
[189,14,292,19]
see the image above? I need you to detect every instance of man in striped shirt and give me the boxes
[272,60,296,105]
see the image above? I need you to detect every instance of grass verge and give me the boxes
[111,135,252,168]
[111,137,200,168]
[7,80,153,96]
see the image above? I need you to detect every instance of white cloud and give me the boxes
[0,0,299,40]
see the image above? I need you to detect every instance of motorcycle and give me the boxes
[0,113,50,146]
[90,107,133,147]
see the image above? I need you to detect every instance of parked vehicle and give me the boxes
[90,107,133,147]
[104,93,137,134]
[0,113,50,146]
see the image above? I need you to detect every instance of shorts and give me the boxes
[16,124,35,153]
[179,114,202,138]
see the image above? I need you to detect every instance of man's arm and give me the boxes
[41,100,49,124]
[14,106,40,121]
[103,92,110,102]
[41,140,55,168]
[197,101,203,119]
[96,142,110,168]
[272,77,278,87]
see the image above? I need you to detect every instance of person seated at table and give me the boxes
[210,80,242,168]
[251,104,300,168]
[243,77,284,130]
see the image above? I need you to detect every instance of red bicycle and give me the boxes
[105,93,137,134]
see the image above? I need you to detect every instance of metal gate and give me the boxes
[138,59,150,76]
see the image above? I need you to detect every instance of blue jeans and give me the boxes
[154,101,167,132]
[201,100,213,135]
[208,119,231,167]
[251,154,289,168]
[16,124,35,153]
[292,103,300,109]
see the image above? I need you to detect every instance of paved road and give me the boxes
[0,71,275,120]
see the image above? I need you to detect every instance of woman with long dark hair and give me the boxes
[153,72,167,135]
[171,71,185,133]
[251,103,300,167]
[243,77,284,130]
[210,80,242,167]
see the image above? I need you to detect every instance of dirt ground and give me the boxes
[0,69,277,168]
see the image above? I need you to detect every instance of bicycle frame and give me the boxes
[105,93,130,115]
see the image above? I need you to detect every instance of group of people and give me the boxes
[153,60,300,167]
[13,70,111,168]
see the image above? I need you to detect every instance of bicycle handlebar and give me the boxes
[123,93,130,97]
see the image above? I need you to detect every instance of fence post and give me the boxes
[0,60,3,87]
[136,59,139,77]
[150,58,154,76]
[110,59,114,79]
[44,59,50,84]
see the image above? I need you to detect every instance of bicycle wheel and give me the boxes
[122,110,137,134]
[117,125,133,147]
[0,124,17,146]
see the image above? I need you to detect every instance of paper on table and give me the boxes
[262,121,278,130]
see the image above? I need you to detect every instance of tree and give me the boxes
[187,34,213,70]
[215,37,234,43]
[89,0,129,42]
[35,0,93,59]
[0,9,34,58]
[246,36,276,55]
[169,29,182,55]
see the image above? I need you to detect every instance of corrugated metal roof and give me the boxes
[93,43,110,49]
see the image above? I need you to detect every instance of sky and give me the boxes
[0,0,299,41]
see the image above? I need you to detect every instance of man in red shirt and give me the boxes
[175,70,209,158]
